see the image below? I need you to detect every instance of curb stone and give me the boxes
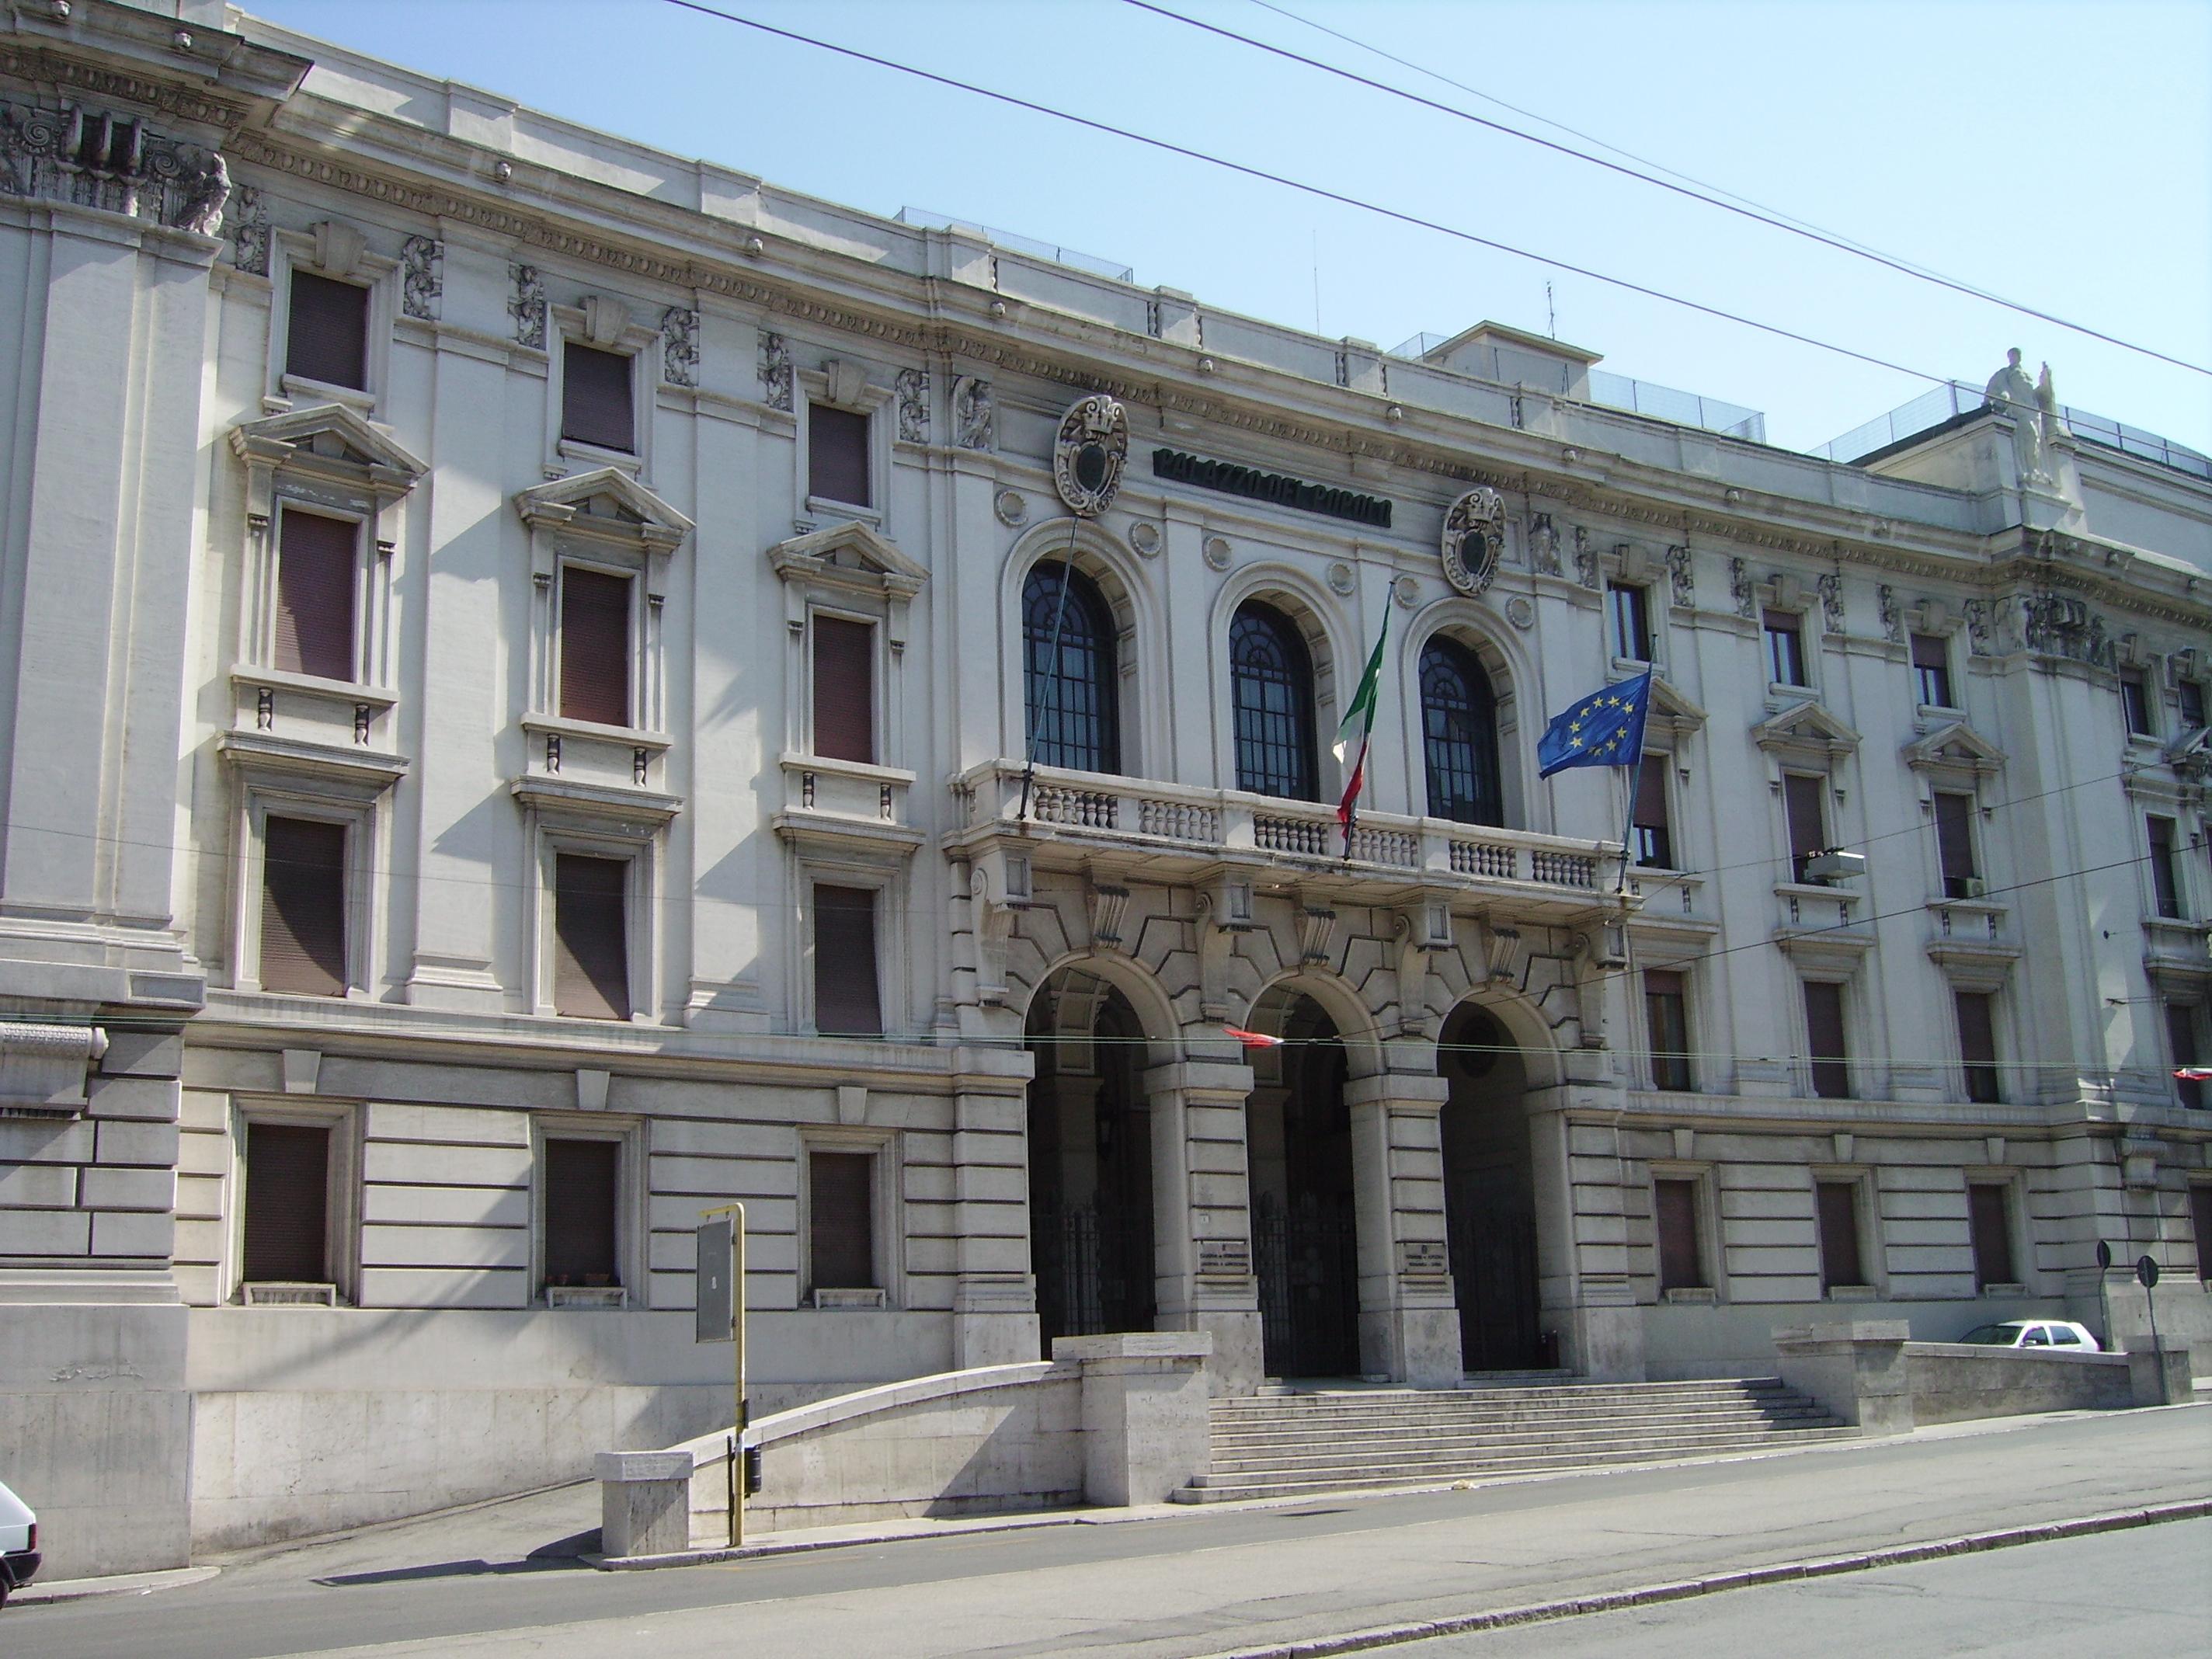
[9,1566,221,1608]
[1190,1500,2212,1659]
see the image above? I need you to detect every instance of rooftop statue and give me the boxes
[1984,347,2057,485]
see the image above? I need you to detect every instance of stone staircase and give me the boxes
[1172,1376,1852,1503]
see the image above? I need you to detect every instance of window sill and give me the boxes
[805,494,881,525]
[232,666,397,708]
[280,373,375,413]
[1977,1282,2026,1298]
[1824,1284,1879,1302]
[544,1285,628,1309]
[780,750,916,788]
[1661,1286,1717,1306]
[523,713,672,752]
[1915,702,1965,722]
[812,1287,889,1310]
[1609,655,1657,676]
[556,436,640,472]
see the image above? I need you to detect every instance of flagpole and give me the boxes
[1616,746,1644,898]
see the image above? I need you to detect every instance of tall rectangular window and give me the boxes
[1631,756,1673,869]
[558,566,632,727]
[808,1149,876,1296]
[2119,669,2154,737]
[286,270,368,391]
[1803,980,1850,1100]
[2148,815,2182,919]
[561,342,635,452]
[2180,680,2207,731]
[1935,791,1978,898]
[1956,989,2001,1104]
[553,854,630,1021]
[812,615,875,763]
[2193,1184,2212,1279]
[1763,608,1807,686]
[273,510,357,683]
[242,1121,331,1285]
[1607,581,1651,663]
[1815,1180,1864,1291]
[2169,1000,2203,1111]
[260,816,348,996]
[1967,1183,2015,1290]
[1911,632,1954,708]
[1654,1178,1704,1292]
[1644,969,1692,1090]
[1783,773,1828,884]
[809,402,871,506]
[814,885,883,1036]
[543,1138,621,1290]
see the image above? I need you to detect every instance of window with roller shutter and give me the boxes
[809,402,871,506]
[1631,756,1673,869]
[813,885,882,1035]
[1783,773,1827,884]
[543,1138,621,1289]
[1816,1179,1865,1290]
[260,816,348,996]
[1935,791,1977,897]
[562,343,635,453]
[1956,990,2002,1104]
[1967,1183,2015,1289]
[559,566,632,728]
[809,1149,875,1294]
[812,615,874,763]
[1803,979,1850,1100]
[242,1120,331,1285]
[286,270,369,391]
[1654,1179,1704,1292]
[553,854,630,1021]
[274,510,357,683]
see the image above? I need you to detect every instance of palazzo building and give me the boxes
[2,1,2208,1576]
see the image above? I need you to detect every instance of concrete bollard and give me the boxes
[1052,1331,1214,1506]
[596,1450,697,1558]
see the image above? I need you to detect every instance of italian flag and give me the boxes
[1334,605,1390,856]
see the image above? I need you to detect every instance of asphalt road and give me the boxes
[1394,1516,2212,1657]
[12,1405,2210,1659]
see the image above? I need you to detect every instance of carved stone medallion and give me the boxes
[1440,487,1506,598]
[1052,394,1129,520]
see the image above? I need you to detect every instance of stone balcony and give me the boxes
[948,760,1628,922]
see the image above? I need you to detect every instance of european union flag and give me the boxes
[1536,671,1653,777]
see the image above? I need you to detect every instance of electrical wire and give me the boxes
[654,0,1964,388]
[1187,0,2210,377]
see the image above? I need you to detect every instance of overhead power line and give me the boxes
[1206,0,2209,378]
[657,0,1966,388]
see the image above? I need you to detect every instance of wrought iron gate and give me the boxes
[1254,1191,1362,1377]
[1449,1206,1542,1371]
[1033,1202,1149,1341]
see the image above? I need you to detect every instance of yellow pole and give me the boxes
[699,1201,746,1549]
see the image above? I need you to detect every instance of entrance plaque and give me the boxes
[1197,1237,1251,1278]
[1399,1239,1449,1278]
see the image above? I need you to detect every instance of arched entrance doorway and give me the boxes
[1026,971,1156,1344]
[1439,1002,1546,1371]
[1247,991,1362,1378]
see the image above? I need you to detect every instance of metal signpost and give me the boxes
[2136,1254,2164,1400]
[697,1204,747,1547]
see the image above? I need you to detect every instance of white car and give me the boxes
[0,1478,37,1607]
[1956,1318,2102,1353]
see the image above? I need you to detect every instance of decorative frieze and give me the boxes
[0,97,229,233]
[952,375,993,450]
[659,304,697,387]
[507,262,545,350]
[757,329,792,411]
[895,367,929,443]
[399,234,441,320]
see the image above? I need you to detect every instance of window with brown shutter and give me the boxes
[1631,757,1673,869]
[558,566,632,728]
[1783,773,1827,884]
[1911,631,1953,708]
[1956,990,2001,1104]
[553,854,630,1020]
[1816,1180,1864,1290]
[2148,816,2182,920]
[1803,979,1849,1100]
[1644,969,1692,1090]
[286,270,369,390]
[1654,1178,1704,1292]
[2193,1184,2212,1280]
[1935,791,1977,897]
[809,1149,875,1295]
[2119,669,2154,737]
[544,1138,620,1289]
[260,816,348,996]
[561,342,635,452]
[274,510,357,683]
[2169,1001,2203,1110]
[243,1121,331,1284]
[813,885,882,1035]
[812,615,874,763]
[1967,1183,2015,1289]
[809,402,871,506]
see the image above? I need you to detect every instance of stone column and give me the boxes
[1346,1073,1461,1386]
[948,1076,1040,1369]
[1528,1056,1646,1382]
[1146,1058,1261,1394]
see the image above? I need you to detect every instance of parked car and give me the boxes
[0,1478,37,1607]
[1956,1319,2101,1353]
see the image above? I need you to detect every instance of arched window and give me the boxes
[1230,600,1317,801]
[1023,562,1120,774]
[1421,635,1504,826]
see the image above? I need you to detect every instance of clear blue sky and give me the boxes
[245,0,2211,456]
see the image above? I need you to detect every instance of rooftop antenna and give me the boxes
[1546,280,1556,338]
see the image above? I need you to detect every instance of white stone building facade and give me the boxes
[2,2,2208,1577]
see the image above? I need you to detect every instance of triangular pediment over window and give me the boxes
[230,402,426,497]
[1751,700,1860,763]
[1904,721,2006,780]
[767,519,927,600]
[1644,676,1708,748]
[512,468,692,551]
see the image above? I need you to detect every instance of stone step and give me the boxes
[1213,1377,1793,1405]
[1210,1384,1796,1414]
[1201,1424,1850,1475]
[1206,1412,1841,1451]
[1210,1400,1824,1432]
